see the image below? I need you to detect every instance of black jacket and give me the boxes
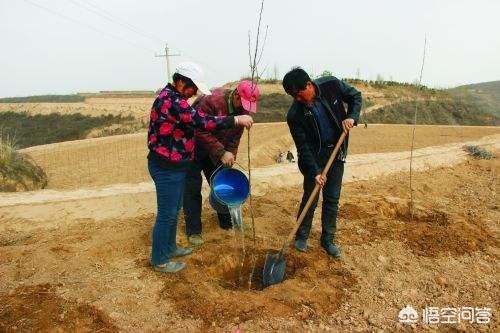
[286,76,362,177]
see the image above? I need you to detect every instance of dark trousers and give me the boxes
[183,157,233,236]
[295,159,344,246]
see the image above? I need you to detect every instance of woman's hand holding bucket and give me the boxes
[220,151,235,167]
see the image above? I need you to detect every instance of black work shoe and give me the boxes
[294,239,307,252]
[323,243,341,258]
[188,234,203,246]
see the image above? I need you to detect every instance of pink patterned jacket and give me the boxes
[147,84,235,169]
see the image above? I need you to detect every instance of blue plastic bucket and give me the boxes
[209,167,250,213]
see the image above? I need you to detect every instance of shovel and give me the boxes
[262,131,347,287]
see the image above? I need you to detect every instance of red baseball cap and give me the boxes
[237,80,261,113]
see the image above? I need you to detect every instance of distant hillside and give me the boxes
[249,79,447,123]
[0,91,156,103]
[3,80,498,126]
[236,79,498,125]
[0,94,85,103]
[449,81,500,118]
[364,81,499,126]
[252,93,292,122]
[362,99,497,125]
[0,111,139,148]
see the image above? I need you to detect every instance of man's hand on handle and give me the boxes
[315,174,327,187]
[220,151,235,167]
[342,118,355,133]
[234,115,253,129]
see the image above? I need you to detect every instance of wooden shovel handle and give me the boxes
[282,131,347,252]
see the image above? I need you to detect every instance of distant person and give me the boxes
[275,151,281,163]
[282,67,362,258]
[147,62,253,273]
[183,80,261,246]
[286,150,295,163]
[276,151,284,163]
[280,152,286,163]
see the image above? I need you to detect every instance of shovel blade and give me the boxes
[262,251,286,287]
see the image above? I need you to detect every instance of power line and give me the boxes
[23,0,157,53]
[87,0,164,44]
[67,0,163,45]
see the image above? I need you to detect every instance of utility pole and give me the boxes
[156,43,180,82]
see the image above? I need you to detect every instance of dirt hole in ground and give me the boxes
[161,242,356,327]
[219,249,306,291]
[219,251,265,291]
[0,284,118,332]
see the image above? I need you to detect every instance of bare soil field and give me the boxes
[0,98,151,121]
[1,116,498,331]
[0,155,497,332]
[19,124,499,190]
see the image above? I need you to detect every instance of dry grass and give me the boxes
[463,145,496,159]
[0,132,47,192]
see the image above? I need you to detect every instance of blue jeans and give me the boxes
[148,158,186,265]
[295,159,344,246]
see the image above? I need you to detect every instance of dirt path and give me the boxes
[361,96,430,114]
[363,102,391,114]
[1,134,498,229]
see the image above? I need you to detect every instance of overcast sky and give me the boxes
[1,0,499,97]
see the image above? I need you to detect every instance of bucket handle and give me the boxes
[209,164,225,186]
[209,163,249,185]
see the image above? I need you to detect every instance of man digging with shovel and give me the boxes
[283,67,362,258]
